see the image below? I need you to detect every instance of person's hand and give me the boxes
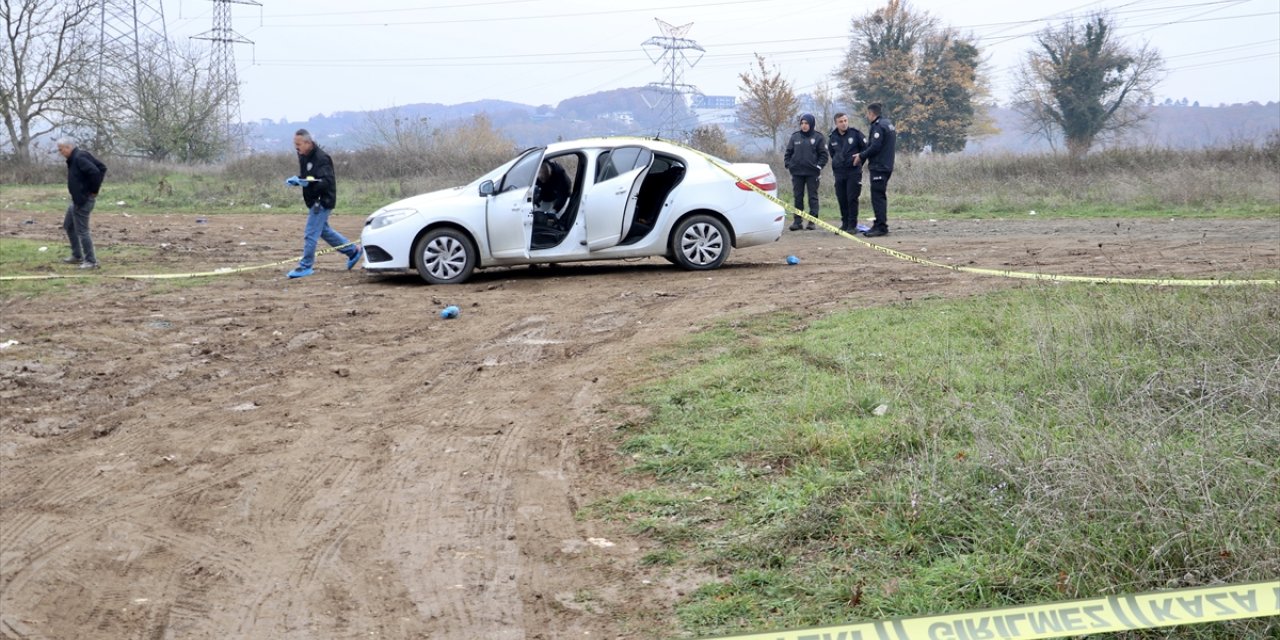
[852,154,861,166]
[285,176,304,187]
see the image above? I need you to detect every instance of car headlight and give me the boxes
[368,207,417,230]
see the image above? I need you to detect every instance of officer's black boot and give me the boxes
[789,217,804,231]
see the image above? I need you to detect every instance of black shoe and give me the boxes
[806,222,816,230]
[788,220,803,231]
[863,227,888,238]
[62,256,81,264]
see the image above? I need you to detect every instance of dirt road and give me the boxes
[2,211,1276,639]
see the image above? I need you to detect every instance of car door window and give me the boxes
[500,150,543,193]
[596,147,653,183]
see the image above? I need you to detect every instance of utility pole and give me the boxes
[93,0,172,151]
[642,19,704,140]
[192,0,259,152]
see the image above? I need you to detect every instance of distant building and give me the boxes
[693,95,736,110]
[601,111,635,125]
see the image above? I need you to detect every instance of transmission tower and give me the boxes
[193,0,259,149]
[94,0,173,149]
[641,19,704,140]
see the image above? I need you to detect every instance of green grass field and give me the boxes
[591,285,1279,639]
[0,238,211,298]
[0,175,401,216]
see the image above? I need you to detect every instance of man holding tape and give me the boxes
[853,102,896,238]
[284,129,362,279]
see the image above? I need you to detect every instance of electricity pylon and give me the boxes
[642,19,705,140]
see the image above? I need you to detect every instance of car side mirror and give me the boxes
[479,180,496,196]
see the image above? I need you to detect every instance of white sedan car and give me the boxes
[360,137,785,284]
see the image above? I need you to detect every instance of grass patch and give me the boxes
[0,238,181,299]
[0,176,404,216]
[596,285,1280,638]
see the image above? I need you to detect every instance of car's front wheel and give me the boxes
[413,227,476,284]
[669,214,730,270]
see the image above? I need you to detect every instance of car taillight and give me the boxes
[736,174,776,191]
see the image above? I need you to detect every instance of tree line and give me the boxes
[4,0,1167,164]
[2,0,232,164]
[736,0,1164,157]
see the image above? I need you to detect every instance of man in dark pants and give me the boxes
[534,159,571,227]
[57,138,108,269]
[853,103,896,238]
[284,129,362,278]
[783,113,828,231]
[828,112,866,233]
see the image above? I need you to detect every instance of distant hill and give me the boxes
[244,90,1280,155]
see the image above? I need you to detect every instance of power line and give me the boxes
[258,0,784,28]
[1168,50,1280,71]
[261,0,542,19]
[252,4,1277,66]
[1163,38,1280,59]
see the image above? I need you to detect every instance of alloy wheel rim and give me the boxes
[681,222,723,265]
[425,236,466,279]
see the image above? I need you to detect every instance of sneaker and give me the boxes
[806,222,816,230]
[62,256,82,264]
[788,220,803,231]
[346,245,363,270]
[78,261,100,269]
[286,266,314,279]
[863,227,888,238]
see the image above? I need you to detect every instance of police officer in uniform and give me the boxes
[853,103,896,238]
[828,112,866,233]
[783,113,829,230]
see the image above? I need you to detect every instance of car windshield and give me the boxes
[466,157,519,188]
[465,147,545,189]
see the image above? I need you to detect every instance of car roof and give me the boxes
[542,136,692,157]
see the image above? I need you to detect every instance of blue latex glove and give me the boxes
[285,176,304,187]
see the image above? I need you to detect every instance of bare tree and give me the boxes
[1014,13,1164,156]
[66,39,232,161]
[812,81,836,133]
[690,124,736,159]
[737,54,798,153]
[1,0,95,162]
[353,107,435,153]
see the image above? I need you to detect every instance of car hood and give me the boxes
[385,185,469,211]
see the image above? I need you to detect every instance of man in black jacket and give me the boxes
[853,103,896,238]
[534,159,571,226]
[783,113,828,231]
[828,112,867,233]
[284,129,362,278]
[57,138,108,269]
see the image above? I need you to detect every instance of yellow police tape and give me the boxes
[702,580,1279,640]
[666,137,1279,288]
[0,243,354,282]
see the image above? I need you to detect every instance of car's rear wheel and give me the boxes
[413,227,476,284]
[669,214,730,270]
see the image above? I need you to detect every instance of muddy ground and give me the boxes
[1,210,1277,639]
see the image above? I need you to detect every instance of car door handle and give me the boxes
[615,189,627,195]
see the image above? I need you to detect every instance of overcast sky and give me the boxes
[158,0,1280,123]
